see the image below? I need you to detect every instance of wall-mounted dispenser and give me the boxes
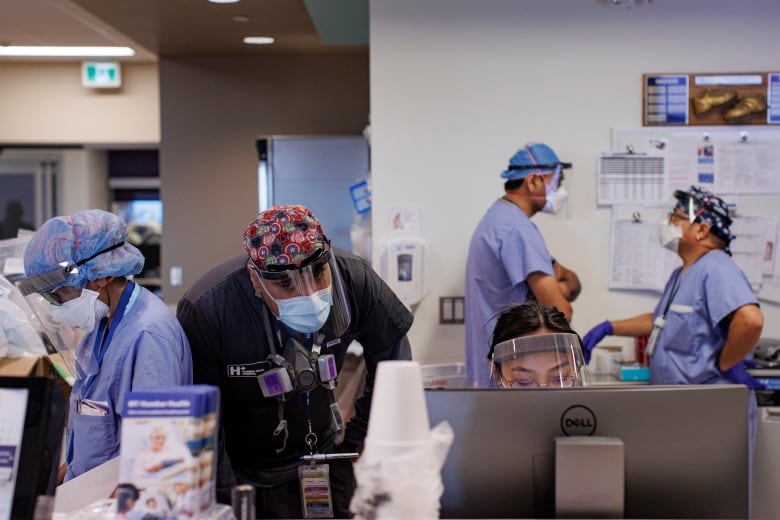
[378,231,430,308]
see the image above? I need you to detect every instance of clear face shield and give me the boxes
[249,245,352,337]
[491,333,591,389]
[13,241,125,381]
[17,283,86,381]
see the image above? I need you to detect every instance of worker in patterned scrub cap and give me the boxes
[18,209,193,483]
[177,204,413,518]
[581,186,764,463]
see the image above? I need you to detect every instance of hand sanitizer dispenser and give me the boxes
[378,232,430,308]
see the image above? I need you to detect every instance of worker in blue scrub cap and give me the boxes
[19,209,193,483]
[465,142,581,388]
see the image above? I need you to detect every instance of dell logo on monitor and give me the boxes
[561,405,597,436]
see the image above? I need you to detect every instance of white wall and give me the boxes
[370,0,780,364]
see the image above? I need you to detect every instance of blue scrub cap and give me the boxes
[23,209,144,290]
[674,186,735,254]
[500,142,572,180]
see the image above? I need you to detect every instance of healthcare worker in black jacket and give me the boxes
[177,204,413,518]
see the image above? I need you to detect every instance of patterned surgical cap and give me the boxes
[674,186,735,254]
[23,209,144,290]
[243,204,328,270]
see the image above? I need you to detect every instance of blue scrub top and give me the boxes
[465,199,554,387]
[65,283,193,480]
[650,249,758,385]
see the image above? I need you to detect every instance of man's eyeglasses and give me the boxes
[668,211,692,224]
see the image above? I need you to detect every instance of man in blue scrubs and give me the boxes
[582,186,763,467]
[582,186,763,388]
[465,142,581,388]
[20,209,193,481]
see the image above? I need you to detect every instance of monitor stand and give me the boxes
[554,436,625,519]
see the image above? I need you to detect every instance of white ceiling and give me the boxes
[0,0,367,62]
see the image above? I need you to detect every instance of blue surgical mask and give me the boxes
[276,287,333,333]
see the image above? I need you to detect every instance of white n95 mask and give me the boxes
[658,219,683,253]
[542,185,568,215]
[276,287,333,333]
[49,289,109,330]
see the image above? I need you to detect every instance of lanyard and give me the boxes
[81,281,135,395]
[646,271,682,358]
[659,270,682,319]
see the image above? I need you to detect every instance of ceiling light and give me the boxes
[243,36,275,45]
[208,0,240,3]
[232,15,250,23]
[0,46,135,57]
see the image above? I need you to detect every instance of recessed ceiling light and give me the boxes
[243,36,275,45]
[208,0,240,4]
[0,46,135,57]
[232,15,250,23]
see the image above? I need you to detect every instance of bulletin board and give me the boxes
[643,72,780,127]
[602,126,780,304]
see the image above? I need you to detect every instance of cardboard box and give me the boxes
[0,354,73,401]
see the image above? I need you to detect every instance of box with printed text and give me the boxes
[117,385,219,519]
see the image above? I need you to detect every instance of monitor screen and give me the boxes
[425,385,750,519]
[0,376,67,520]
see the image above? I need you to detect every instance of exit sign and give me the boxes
[82,61,121,88]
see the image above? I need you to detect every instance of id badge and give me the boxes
[299,463,333,518]
[646,316,666,358]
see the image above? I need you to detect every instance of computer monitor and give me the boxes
[0,376,67,520]
[425,385,750,519]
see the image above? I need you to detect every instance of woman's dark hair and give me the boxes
[488,301,576,358]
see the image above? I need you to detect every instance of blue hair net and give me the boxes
[501,142,572,180]
[23,209,145,290]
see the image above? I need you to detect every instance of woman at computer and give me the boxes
[488,301,591,388]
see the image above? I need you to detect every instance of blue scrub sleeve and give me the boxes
[499,225,554,287]
[118,330,194,408]
[703,259,758,327]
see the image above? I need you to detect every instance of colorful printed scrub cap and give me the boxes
[501,142,572,180]
[674,186,735,254]
[23,209,145,290]
[244,204,328,270]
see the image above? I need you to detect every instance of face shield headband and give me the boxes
[250,245,352,336]
[490,333,591,388]
[505,161,572,177]
[17,241,125,303]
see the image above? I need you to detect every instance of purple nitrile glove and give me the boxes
[722,360,766,390]
[581,321,613,364]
